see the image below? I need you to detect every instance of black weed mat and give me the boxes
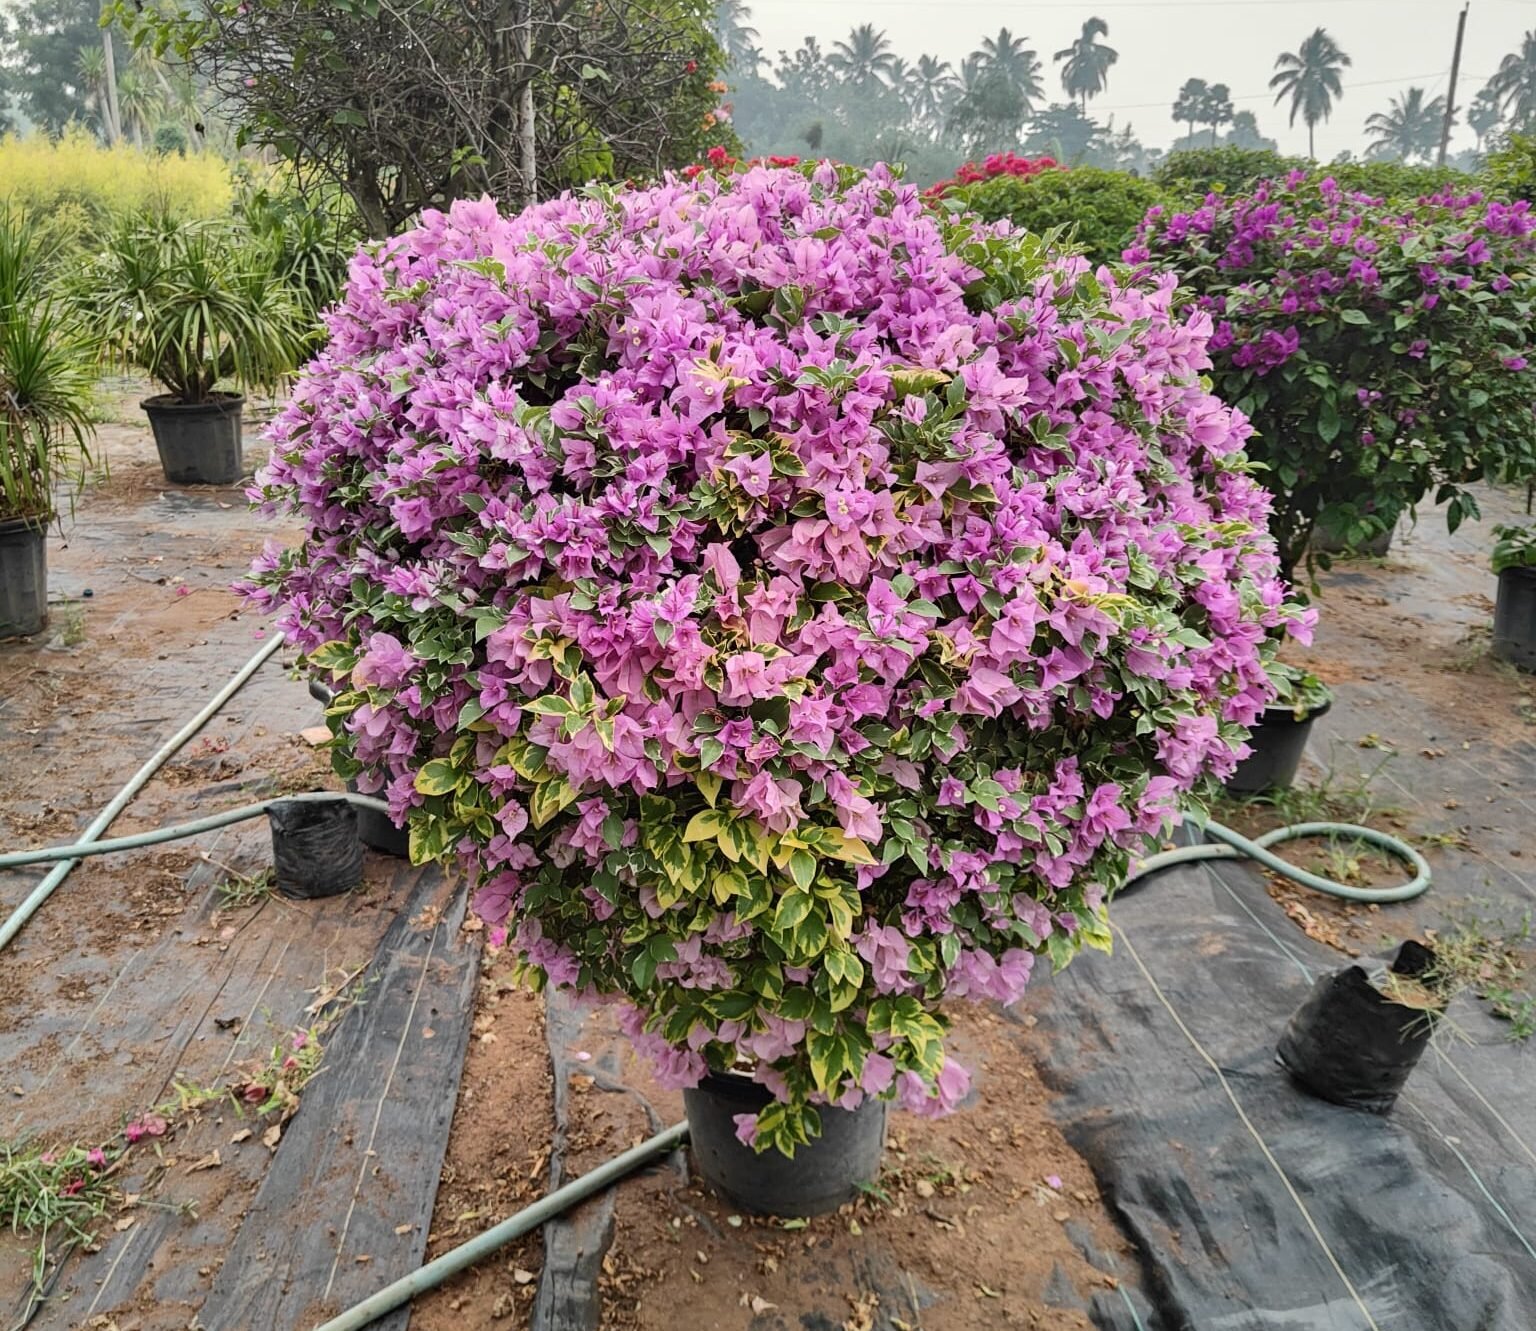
[1027,850,1536,1331]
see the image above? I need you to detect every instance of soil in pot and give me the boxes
[1493,566,1536,673]
[0,516,48,639]
[1276,939,1445,1113]
[269,797,364,899]
[142,393,245,486]
[1225,697,1331,795]
[683,1071,886,1216]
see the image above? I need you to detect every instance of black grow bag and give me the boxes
[1276,939,1445,1113]
[683,1071,886,1216]
[269,797,364,899]
[1493,566,1536,673]
[1225,697,1331,796]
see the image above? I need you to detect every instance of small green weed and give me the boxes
[1428,906,1536,1041]
[214,864,276,909]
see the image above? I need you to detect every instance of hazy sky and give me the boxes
[746,0,1536,159]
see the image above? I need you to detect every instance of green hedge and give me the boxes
[1155,146,1469,206]
[948,167,1165,266]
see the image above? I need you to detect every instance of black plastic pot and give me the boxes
[348,778,411,858]
[142,393,244,485]
[1276,940,1444,1114]
[269,797,364,899]
[683,1071,887,1216]
[0,516,47,639]
[1493,566,1536,674]
[1225,697,1331,796]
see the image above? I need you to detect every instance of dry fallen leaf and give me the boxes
[187,1150,221,1173]
[229,1129,253,1145]
[394,1224,414,1236]
[262,1123,282,1151]
[751,1296,777,1314]
[298,726,332,746]
[512,1268,537,1285]
[113,1217,135,1232]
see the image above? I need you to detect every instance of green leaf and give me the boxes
[773,889,815,933]
[413,759,460,797]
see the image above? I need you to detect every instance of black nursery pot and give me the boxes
[268,797,364,899]
[347,778,411,858]
[1225,697,1331,796]
[683,1071,887,1216]
[1493,566,1536,674]
[0,516,48,639]
[1276,940,1445,1114]
[142,393,244,485]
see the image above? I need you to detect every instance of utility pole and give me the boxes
[1438,3,1469,168]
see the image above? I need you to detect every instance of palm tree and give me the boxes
[949,54,1029,154]
[1270,27,1352,159]
[975,27,1045,111]
[829,24,899,89]
[1364,87,1449,162]
[75,45,112,139]
[1487,31,1536,133]
[713,0,761,74]
[1054,18,1118,111]
[1172,78,1208,145]
[906,55,957,131]
[117,67,164,147]
[1468,86,1502,152]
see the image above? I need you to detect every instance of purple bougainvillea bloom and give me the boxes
[243,164,1305,1152]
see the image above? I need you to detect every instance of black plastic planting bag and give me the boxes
[269,797,363,899]
[1276,939,1444,1112]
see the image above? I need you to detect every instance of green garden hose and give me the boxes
[1128,816,1431,902]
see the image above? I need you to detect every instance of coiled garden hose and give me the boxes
[1129,816,1432,903]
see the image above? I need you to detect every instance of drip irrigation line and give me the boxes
[308,1121,690,1331]
[0,791,392,870]
[0,634,285,953]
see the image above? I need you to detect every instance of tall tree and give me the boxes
[1200,82,1234,145]
[828,24,898,89]
[1270,27,1352,159]
[975,27,1044,111]
[1022,102,1103,164]
[1364,86,1449,162]
[775,38,830,104]
[1226,109,1277,151]
[1172,78,1209,144]
[1468,86,1502,151]
[1053,18,1117,111]
[905,55,957,131]
[9,0,105,134]
[116,0,731,235]
[949,54,1030,154]
[713,0,761,74]
[1487,31,1536,133]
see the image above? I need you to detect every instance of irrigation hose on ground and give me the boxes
[0,633,285,953]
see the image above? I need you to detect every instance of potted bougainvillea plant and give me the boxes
[241,162,1308,1213]
[1129,174,1536,578]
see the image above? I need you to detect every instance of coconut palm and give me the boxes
[116,68,163,146]
[1487,31,1536,133]
[905,55,957,131]
[1468,86,1502,151]
[1054,18,1117,111]
[829,24,899,90]
[713,0,761,73]
[948,54,1030,153]
[974,27,1045,111]
[1270,28,1351,158]
[1364,87,1449,162]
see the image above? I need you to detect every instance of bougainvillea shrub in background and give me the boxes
[927,152,1059,198]
[1130,174,1536,573]
[242,163,1308,1152]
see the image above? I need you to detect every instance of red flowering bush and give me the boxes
[928,153,1059,199]
[244,163,1305,1153]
